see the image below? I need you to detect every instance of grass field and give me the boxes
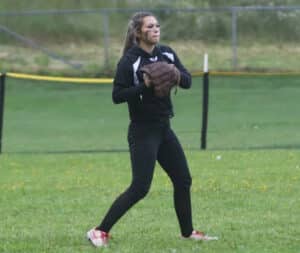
[208,75,300,149]
[0,150,299,253]
[1,75,300,252]
[2,75,300,152]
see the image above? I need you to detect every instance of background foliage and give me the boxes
[1,1,300,75]
[1,0,300,43]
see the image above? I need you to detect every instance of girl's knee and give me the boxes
[174,175,192,190]
[128,182,151,202]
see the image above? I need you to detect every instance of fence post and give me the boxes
[0,73,6,154]
[201,54,209,150]
[231,7,238,70]
[102,11,110,70]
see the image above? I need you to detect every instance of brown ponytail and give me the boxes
[123,11,155,55]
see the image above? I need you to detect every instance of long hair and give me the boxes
[123,11,155,55]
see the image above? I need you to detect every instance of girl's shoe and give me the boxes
[185,230,218,241]
[87,228,110,247]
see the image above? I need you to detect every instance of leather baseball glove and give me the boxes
[141,61,180,97]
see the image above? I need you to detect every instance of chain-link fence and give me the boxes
[1,6,300,76]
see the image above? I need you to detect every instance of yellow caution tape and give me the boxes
[2,71,300,83]
[6,72,113,84]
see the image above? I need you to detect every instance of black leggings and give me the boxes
[98,120,193,237]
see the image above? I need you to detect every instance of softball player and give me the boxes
[87,11,218,247]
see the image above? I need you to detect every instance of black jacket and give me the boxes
[112,44,192,122]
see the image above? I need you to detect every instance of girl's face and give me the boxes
[138,16,160,47]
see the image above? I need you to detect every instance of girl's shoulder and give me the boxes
[116,48,142,72]
[156,44,177,63]
[120,47,142,64]
[157,44,174,52]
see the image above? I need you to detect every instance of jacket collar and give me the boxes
[129,45,160,58]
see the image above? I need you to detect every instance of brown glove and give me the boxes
[140,61,180,97]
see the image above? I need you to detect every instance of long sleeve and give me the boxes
[172,51,192,90]
[112,58,147,104]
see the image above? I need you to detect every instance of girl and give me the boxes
[87,11,217,247]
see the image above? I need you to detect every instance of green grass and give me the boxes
[1,41,300,76]
[1,75,300,252]
[2,75,300,153]
[208,75,300,149]
[0,150,299,253]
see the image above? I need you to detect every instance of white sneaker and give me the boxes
[184,230,218,241]
[87,228,110,247]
